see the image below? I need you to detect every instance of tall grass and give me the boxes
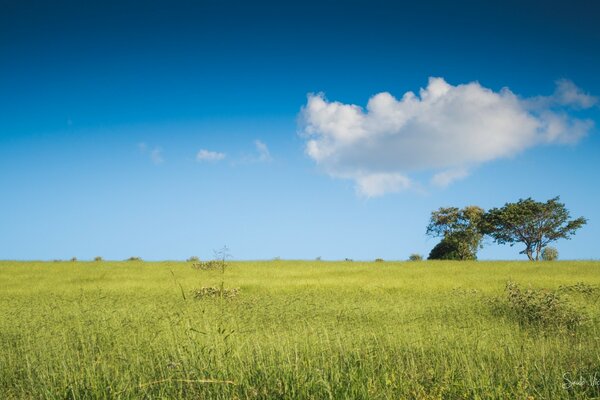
[0,260,599,399]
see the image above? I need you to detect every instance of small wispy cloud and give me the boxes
[138,142,164,165]
[431,168,470,188]
[234,140,274,165]
[254,140,272,162]
[150,148,164,164]
[196,149,226,162]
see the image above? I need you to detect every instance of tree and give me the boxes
[426,206,485,260]
[482,197,586,261]
[541,246,558,261]
[428,237,469,260]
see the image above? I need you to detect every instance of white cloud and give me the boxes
[355,172,411,197]
[299,77,596,197]
[254,140,272,162]
[431,168,470,188]
[196,149,226,162]
[553,79,597,108]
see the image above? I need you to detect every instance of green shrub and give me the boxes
[428,237,476,260]
[126,257,142,262]
[491,281,583,330]
[558,282,597,295]
[191,260,225,271]
[374,258,384,262]
[409,254,423,261]
[93,256,103,262]
[187,256,200,262]
[542,246,559,261]
[70,257,77,262]
[192,286,239,299]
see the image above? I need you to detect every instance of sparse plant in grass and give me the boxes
[126,256,142,262]
[409,254,423,261]
[191,246,234,301]
[558,282,598,295]
[542,246,559,261]
[375,258,384,262]
[191,286,240,299]
[191,260,224,271]
[94,256,103,262]
[490,281,583,330]
[187,256,200,262]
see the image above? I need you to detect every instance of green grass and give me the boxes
[1,260,599,399]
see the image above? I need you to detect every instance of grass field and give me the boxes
[1,260,599,399]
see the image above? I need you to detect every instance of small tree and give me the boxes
[483,197,586,261]
[426,206,485,260]
[408,254,423,261]
[428,237,475,260]
[541,247,559,261]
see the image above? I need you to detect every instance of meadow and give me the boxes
[1,260,599,399]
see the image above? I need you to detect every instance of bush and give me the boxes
[374,258,384,262]
[558,282,597,295]
[428,237,477,260]
[542,246,559,261]
[191,260,225,271]
[344,258,353,262]
[70,257,77,262]
[490,281,583,330]
[126,257,142,262]
[187,256,200,262]
[94,256,103,262]
[192,286,239,299]
[408,254,423,261]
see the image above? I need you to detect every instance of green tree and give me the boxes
[483,197,586,261]
[426,206,485,260]
[541,246,559,261]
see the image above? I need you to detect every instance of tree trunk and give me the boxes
[526,249,534,261]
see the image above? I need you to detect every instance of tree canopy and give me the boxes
[426,206,485,260]
[482,197,586,261]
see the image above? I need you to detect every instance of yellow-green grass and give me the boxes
[1,260,599,399]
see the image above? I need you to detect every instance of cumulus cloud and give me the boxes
[196,149,226,162]
[299,77,596,197]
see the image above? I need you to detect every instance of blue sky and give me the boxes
[1,0,599,260]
